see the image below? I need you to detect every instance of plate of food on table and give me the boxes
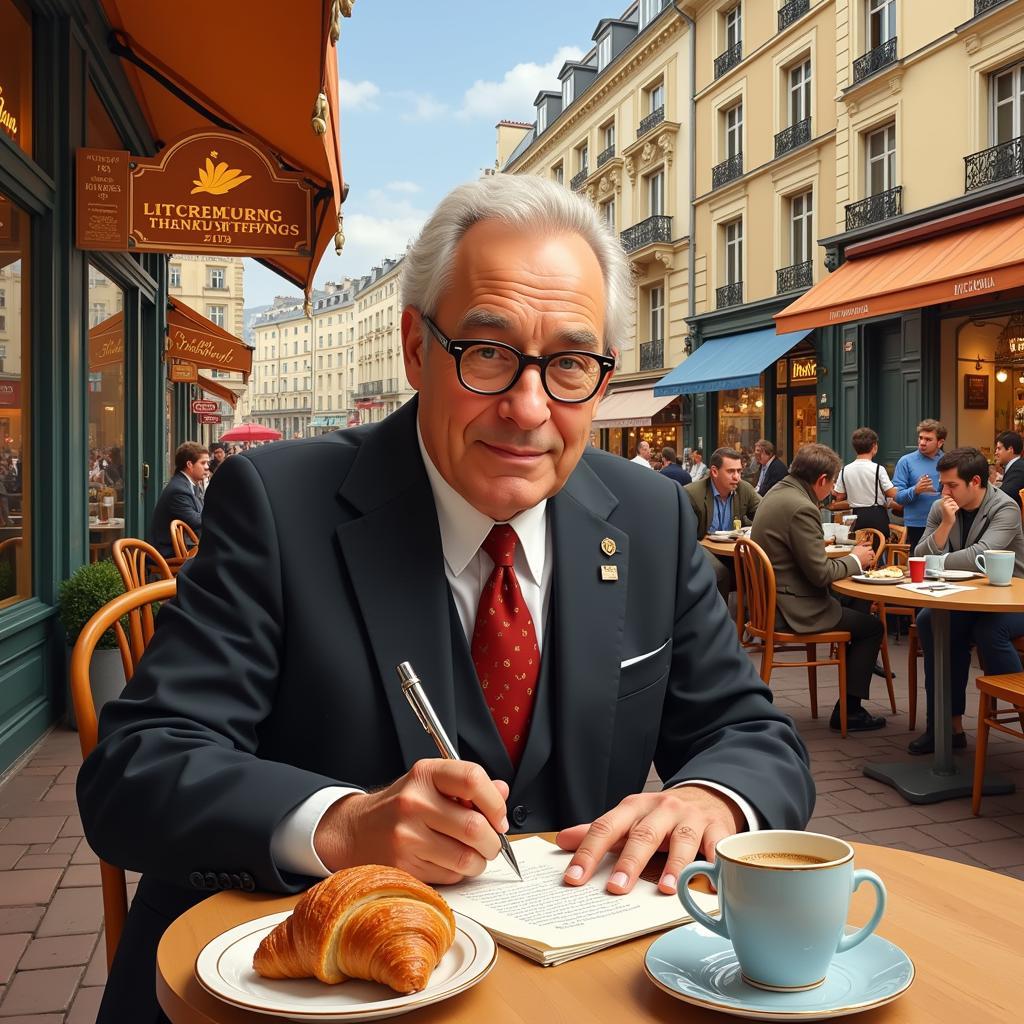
[851,566,906,585]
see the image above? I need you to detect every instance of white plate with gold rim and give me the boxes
[195,910,496,1021]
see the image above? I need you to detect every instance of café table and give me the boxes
[832,575,1024,803]
[156,837,1021,1023]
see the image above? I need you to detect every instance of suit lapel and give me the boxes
[547,458,628,824]
[334,401,457,770]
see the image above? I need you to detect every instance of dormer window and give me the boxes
[639,0,665,30]
[563,75,574,107]
[598,34,612,71]
[537,104,547,134]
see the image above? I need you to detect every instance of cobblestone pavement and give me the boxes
[0,642,1020,1019]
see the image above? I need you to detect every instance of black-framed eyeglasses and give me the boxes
[421,315,614,404]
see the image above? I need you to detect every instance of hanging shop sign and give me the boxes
[191,399,219,415]
[168,359,198,383]
[196,413,222,425]
[166,319,253,378]
[88,311,125,370]
[75,132,315,259]
[788,356,817,386]
[0,380,21,407]
[964,373,989,410]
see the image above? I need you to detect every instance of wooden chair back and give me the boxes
[169,519,199,562]
[112,538,173,592]
[855,527,887,561]
[69,578,177,970]
[1019,489,1024,524]
[734,538,777,652]
[888,524,907,546]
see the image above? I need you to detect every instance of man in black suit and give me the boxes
[996,430,1024,509]
[77,176,813,1023]
[752,439,787,496]
[146,442,208,558]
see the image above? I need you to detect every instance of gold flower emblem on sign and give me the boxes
[191,153,252,196]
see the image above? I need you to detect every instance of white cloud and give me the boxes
[399,92,449,121]
[385,181,422,193]
[340,78,381,111]
[458,46,584,121]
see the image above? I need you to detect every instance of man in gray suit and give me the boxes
[77,175,812,1023]
[911,447,1024,754]
[751,444,886,733]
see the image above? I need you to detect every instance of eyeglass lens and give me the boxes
[460,344,603,401]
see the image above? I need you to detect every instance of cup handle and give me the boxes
[836,869,886,954]
[976,555,987,574]
[676,860,728,938]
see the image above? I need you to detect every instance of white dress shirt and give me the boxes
[270,422,757,877]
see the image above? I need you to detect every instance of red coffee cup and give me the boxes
[908,557,926,583]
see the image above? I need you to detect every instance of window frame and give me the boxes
[207,267,226,290]
[725,102,743,159]
[991,61,1024,146]
[789,59,812,126]
[648,169,665,216]
[790,190,814,265]
[537,103,547,134]
[725,4,743,49]
[867,0,896,50]
[725,218,743,285]
[649,80,666,115]
[866,122,896,195]
[562,74,574,108]
[649,285,665,343]
[598,33,612,71]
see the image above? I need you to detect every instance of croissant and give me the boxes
[252,864,457,993]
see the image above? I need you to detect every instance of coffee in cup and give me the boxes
[677,830,886,992]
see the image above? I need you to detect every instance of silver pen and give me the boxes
[396,661,522,880]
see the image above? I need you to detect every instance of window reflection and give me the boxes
[0,188,30,603]
[87,265,125,562]
[717,385,765,472]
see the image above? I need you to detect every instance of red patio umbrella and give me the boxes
[218,423,282,443]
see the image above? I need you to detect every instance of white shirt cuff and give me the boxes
[270,786,363,878]
[671,780,761,832]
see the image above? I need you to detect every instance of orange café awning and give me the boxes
[775,212,1024,335]
[99,0,344,296]
[166,300,253,381]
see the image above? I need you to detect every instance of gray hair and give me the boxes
[401,174,631,352]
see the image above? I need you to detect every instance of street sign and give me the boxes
[196,413,222,425]
[190,399,219,414]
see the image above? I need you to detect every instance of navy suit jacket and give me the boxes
[1000,458,1024,510]
[756,457,788,496]
[78,399,813,1021]
[147,472,202,558]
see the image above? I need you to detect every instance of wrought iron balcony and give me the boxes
[778,0,810,32]
[852,37,897,84]
[714,41,742,80]
[356,380,383,397]
[639,339,665,372]
[716,282,743,309]
[976,0,1010,14]
[776,261,813,294]
[570,168,589,191]
[774,117,811,158]
[965,136,1024,192]
[844,185,902,231]
[597,143,616,167]
[382,378,401,394]
[637,105,665,139]
[620,215,672,253]
[711,152,743,189]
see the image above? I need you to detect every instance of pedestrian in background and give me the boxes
[833,427,897,535]
[689,448,709,481]
[630,439,652,468]
[660,446,692,486]
[752,439,787,496]
[995,430,1024,509]
[891,419,945,550]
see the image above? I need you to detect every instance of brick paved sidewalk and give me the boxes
[0,644,1020,1020]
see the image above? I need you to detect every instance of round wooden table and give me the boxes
[833,575,1024,803]
[156,841,1022,1023]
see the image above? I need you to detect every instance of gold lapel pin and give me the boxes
[601,537,616,557]
[600,564,619,582]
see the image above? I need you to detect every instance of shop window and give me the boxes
[867,0,896,49]
[86,264,125,564]
[992,61,1024,145]
[866,122,896,195]
[0,190,30,603]
[718,386,764,468]
[0,0,33,158]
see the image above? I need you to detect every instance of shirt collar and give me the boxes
[1007,455,1020,470]
[416,420,547,584]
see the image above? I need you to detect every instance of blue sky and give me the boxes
[243,0,621,308]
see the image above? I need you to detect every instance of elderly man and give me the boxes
[684,447,760,601]
[77,175,812,1023]
[911,447,1024,754]
[631,439,652,468]
[751,444,885,733]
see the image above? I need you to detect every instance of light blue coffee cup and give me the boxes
[677,830,886,992]
[924,554,945,574]
[976,549,1015,586]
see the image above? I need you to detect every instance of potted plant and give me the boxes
[58,560,126,729]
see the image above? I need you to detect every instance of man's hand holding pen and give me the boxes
[312,760,510,884]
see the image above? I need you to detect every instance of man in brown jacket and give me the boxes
[750,444,887,732]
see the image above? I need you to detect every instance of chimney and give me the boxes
[495,120,532,171]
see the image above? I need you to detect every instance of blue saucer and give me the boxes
[645,923,914,1021]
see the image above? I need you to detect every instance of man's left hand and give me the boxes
[555,786,745,896]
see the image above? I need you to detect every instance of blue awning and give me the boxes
[653,327,813,397]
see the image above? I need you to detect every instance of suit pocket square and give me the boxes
[620,639,671,669]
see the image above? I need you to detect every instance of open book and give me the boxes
[441,836,718,966]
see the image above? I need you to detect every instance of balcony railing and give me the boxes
[570,168,589,191]
[639,339,665,371]
[620,214,673,253]
[714,41,742,79]
[778,0,810,32]
[381,377,401,394]
[356,380,383,397]
[774,117,811,158]
[716,282,743,309]
[711,152,743,189]
[976,0,1010,14]
[637,105,665,139]
[597,143,616,167]
[965,136,1024,192]
[845,185,903,231]
[776,261,814,294]
[852,37,897,84]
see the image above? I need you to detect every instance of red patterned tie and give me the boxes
[471,525,539,768]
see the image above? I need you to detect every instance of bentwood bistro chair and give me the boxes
[112,537,173,591]
[167,518,199,576]
[69,578,176,968]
